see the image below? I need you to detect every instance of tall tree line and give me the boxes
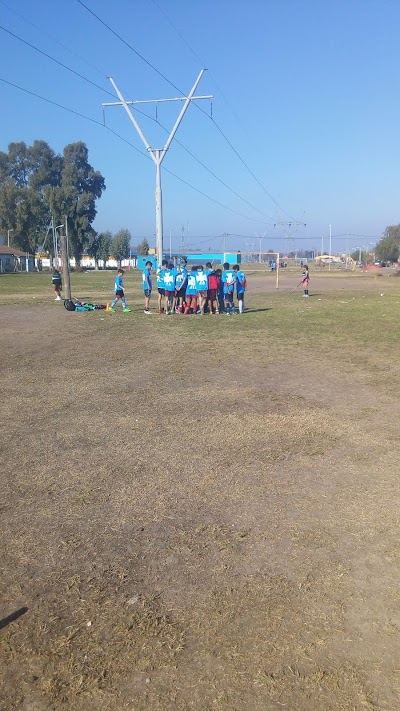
[0,140,105,265]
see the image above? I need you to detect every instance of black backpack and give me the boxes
[64,299,76,311]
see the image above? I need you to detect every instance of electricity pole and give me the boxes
[60,221,71,300]
[329,224,332,271]
[256,230,267,263]
[223,232,228,260]
[103,71,212,265]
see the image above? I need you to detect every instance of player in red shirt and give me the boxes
[207,266,220,315]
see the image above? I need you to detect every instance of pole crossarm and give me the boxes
[102,95,213,106]
[104,70,212,265]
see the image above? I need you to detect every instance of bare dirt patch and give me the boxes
[2,278,400,710]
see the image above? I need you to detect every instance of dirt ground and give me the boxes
[1,272,400,710]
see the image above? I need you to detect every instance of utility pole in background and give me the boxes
[223,232,228,259]
[256,230,267,263]
[181,225,185,255]
[329,224,332,271]
[103,71,212,266]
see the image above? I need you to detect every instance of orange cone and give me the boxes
[105,302,111,312]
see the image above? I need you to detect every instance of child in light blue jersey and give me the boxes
[233,264,247,313]
[175,264,188,313]
[163,262,176,315]
[221,262,237,315]
[142,261,152,314]
[109,269,131,312]
[184,266,198,314]
[156,259,168,314]
[195,265,208,315]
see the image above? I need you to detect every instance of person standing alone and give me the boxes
[302,264,310,297]
[233,264,247,313]
[109,269,132,312]
[52,267,63,300]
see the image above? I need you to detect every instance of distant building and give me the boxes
[0,246,35,273]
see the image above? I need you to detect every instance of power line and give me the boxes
[208,117,294,219]
[0,25,117,100]
[150,0,294,220]
[0,77,107,127]
[162,166,265,223]
[0,0,107,79]
[110,102,276,221]
[75,0,296,220]
[170,136,276,221]
[0,76,267,225]
[75,0,183,93]
[1,20,274,223]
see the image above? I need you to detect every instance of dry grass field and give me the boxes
[1,268,400,710]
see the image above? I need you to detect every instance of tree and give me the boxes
[112,229,131,267]
[0,141,59,253]
[88,230,112,269]
[47,142,105,265]
[135,238,149,255]
[0,140,105,263]
[375,225,400,263]
[350,250,371,263]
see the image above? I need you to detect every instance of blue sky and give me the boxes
[1,0,399,254]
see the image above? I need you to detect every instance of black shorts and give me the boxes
[224,293,233,303]
[115,289,124,298]
[176,288,186,300]
[157,287,165,296]
[165,290,175,301]
[237,293,245,301]
[53,280,62,288]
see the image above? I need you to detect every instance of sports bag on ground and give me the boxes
[64,299,76,311]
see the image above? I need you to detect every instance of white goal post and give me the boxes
[239,251,281,289]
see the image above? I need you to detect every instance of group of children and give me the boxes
[52,260,310,311]
[111,261,248,315]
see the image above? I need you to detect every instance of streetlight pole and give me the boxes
[329,224,332,271]
[7,229,13,247]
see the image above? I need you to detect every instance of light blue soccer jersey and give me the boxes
[221,270,236,294]
[115,274,124,291]
[142,268,152,291]
[195,269,208,291]
[163,268,175,292]
[235,270,246,294]
[186,272,198,295]
[156,268,166,288]
[175,267,188,288]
